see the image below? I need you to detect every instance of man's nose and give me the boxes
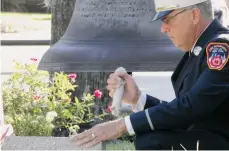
[161,23,169,33]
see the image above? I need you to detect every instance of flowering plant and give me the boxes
[2,59,107,136]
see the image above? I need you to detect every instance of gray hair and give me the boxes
[186,0,214,20]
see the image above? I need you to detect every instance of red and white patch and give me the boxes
[206,42,229,70]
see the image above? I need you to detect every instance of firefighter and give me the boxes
[71,0,229,149]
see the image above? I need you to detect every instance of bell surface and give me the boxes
[38,0,183,72]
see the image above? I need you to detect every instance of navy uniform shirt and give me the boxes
[129,19,229,138]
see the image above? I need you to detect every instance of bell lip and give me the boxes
[151,10,174,22]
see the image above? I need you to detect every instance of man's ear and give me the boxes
[191,8,201,24]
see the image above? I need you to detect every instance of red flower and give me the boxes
[33,95,40,101]
[106,102,112,113]
[30,58,38,62]
[94,89,103,99]
[68,73,77,79]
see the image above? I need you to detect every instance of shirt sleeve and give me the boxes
[132,92,168,112]
[124,116,135,136]
[132,92,147,112]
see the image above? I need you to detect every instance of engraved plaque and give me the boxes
[65,0,160,39]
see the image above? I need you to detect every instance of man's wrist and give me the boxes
[133,90,141,105]
[117,118,127,137]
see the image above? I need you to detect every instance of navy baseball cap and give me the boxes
[151,10,174,22]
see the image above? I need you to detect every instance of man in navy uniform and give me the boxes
[71,0,229,149]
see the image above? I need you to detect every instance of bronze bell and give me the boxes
[38,0,183,72]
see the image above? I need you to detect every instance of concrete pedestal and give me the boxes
[2,136,104,150]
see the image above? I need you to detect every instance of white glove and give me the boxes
[110,67,127,116]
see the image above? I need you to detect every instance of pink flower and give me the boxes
[106,102,112,113]
[94,89,103,99]
[33,95,40,101]
[68,73,77,79]
[30,58,38,62]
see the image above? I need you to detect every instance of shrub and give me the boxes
[2,59,107,136]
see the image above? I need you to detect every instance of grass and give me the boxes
[105,140,200,150]
[1,12,51,33]
[105,140,135,150]
[0,12,51,20]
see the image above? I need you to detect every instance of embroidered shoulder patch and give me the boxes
[206,42,229,70]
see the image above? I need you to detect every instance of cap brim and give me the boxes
[151,10,174,22]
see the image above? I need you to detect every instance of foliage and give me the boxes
[118,132,136,143]
[2,60,107,136]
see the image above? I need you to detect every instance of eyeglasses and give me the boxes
[161,9,188,24]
